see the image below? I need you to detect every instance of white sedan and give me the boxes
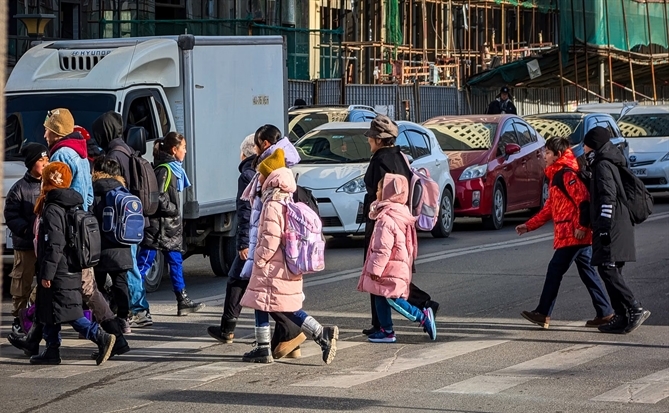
[291,122,456,238]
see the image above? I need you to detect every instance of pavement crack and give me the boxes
[378,345,406,373]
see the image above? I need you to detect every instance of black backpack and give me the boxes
[613,165,653,225]
[293,185,320,215]
[115,146,160,216]
[551,167,591,205]
[66,207,101,269]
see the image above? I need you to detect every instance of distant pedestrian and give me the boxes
[362,115,439,337]
[293,98,307,107]
[583,127,651,334]
[138,132,204,316]
[516,137,613,329]
[358,174,437,343]
[4,143,48,334]
[486,86,517,115]
[239,149,338,364]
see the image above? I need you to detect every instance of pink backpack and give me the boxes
[282,200,326,275]
[403,155,441,231]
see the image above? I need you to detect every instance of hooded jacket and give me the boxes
[49,132,94,211]
[35,188,85,325]
[236,154,257,252]
[487,97,518,115]
[92,172,134,272]
[92,112,133,184]
[525,148,592,249]
[240,138,301,279]
[358,174,417,299]
[4,172,41,251]
[143,150,182,251]
[240,168,303,312]
[588,142,636,265]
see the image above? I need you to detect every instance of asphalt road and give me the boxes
[1,194,668,413]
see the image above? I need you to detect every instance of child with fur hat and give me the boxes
[358,174,437,343]
[239,149,339,365]
[31,162,116,366]
[4,143,49,334]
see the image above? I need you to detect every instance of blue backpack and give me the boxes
[102,186,145,245]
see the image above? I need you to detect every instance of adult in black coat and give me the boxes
[486,86,518,115]
[583,127,650,335]
[92,158,133,321]
[362,115,438,335]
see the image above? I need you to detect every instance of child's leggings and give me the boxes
[375,295,426,331]
[255,309,308,328]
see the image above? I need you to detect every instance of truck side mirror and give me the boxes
[126,127,147,155]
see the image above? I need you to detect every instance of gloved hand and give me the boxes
[599,231,611,246]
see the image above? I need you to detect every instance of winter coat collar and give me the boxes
[259,137,301,167]
[45,188,84,209]
[594,141,627,167]
[92,171,126,188]
[239,154,256,174]
[50,132,88,159]
[23,171,41,184]
[545,148,580,180]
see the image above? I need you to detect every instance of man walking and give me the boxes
[583,127,651,334]
[486,86,517,115]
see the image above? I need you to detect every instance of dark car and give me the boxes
[423,115,547,230]
[288,105,378,142]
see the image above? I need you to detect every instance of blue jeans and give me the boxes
[535,245,614,317]
[375,295,425,332]
[42,317,100,348]
[255,310,308,328]
[128,244,150,314]
[138,248,186,293]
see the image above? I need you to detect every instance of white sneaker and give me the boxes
[132,311,153,327]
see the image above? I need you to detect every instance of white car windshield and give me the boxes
[618,114,669,138]
[425,121,497,151]
[296,129,371,164]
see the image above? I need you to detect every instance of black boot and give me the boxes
[93,328,116,366]
[625,303,651,334]
[176,290,205,316]
[598,313,629,334]
[208,318,236,343]
[242,326,273,364]
[8,322,42,357]
[91,318,130,360]
[301,316,338,365]
[30,346,61,365]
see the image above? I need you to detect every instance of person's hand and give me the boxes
[41,279,51,288]
[239,248,249,261]
[370,274,380,281]
[516,224,529,235]
[574,228,587,240]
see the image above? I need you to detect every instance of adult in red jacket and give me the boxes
[516,137,613,329]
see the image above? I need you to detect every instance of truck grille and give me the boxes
[60,55,105,71]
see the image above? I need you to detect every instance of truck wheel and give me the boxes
[209,236,236,277]
[431,188,454,238]
[482,182,506,230]
[144,252,166,293]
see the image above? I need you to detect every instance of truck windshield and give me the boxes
[5,93,116,160]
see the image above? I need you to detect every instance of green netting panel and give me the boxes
[494,0,556,12]
[385,0,403,74]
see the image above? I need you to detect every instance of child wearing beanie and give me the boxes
[4,143,49,334]
[239,148,339,365]
[30,162,116,366]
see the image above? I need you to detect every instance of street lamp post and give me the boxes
[14,13,56,54]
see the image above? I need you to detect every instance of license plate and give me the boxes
[5,230,13,250]
[632,168,647,176]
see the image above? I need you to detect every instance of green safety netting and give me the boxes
[385,0,403,73]
[494,0,557,13]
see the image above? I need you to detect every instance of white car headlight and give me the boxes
[336,175,366,194]
[661,152,669,162]
[459,164,488,181]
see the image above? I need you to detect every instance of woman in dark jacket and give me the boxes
[137,132,204,316]
[92,157,132,326]
[31,162,116,366]
[362,115,439,336]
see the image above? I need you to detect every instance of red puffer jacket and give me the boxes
[526,148,592,249]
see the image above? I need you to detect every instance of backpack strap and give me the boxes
[155,163,172,192]
[551,168,572,205]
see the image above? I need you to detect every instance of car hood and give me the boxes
[628,138,669,160]
[445,150,490,171]
[3,161,26,198]
[291,163,369,190]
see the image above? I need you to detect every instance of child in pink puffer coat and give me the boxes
[358,173,437,343]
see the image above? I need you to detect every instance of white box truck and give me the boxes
[3,35,288,290]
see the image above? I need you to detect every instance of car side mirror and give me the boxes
[126,127,147,155]
[504,143,521,157]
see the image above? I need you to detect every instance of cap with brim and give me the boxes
[364,115,398,139]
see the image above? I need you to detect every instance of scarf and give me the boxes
[166,161,191,192]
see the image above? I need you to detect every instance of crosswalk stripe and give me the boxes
[12,360,133,379]
[150,340,363,382]
[292,339,509,389]
[435,344,618,395]
[591,367,669,404]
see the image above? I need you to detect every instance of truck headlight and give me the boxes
[336,175,366,194]
[459,164,488,181]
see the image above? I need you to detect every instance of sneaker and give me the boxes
[625,307,651,334]
[132,311,153,328]
[120,318,132,334]
[425,300,440,316]
[521,310,550,329]
[367,329,397,343]
[421,308,437,341]
[362,326,380,336]
[11,317,24,336]
[585,314,614,328]
[598,313,628,334]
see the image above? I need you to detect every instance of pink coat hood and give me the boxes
[358,174,418,299]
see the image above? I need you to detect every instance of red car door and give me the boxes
[493,120,524,209]
[512,121,543,208]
